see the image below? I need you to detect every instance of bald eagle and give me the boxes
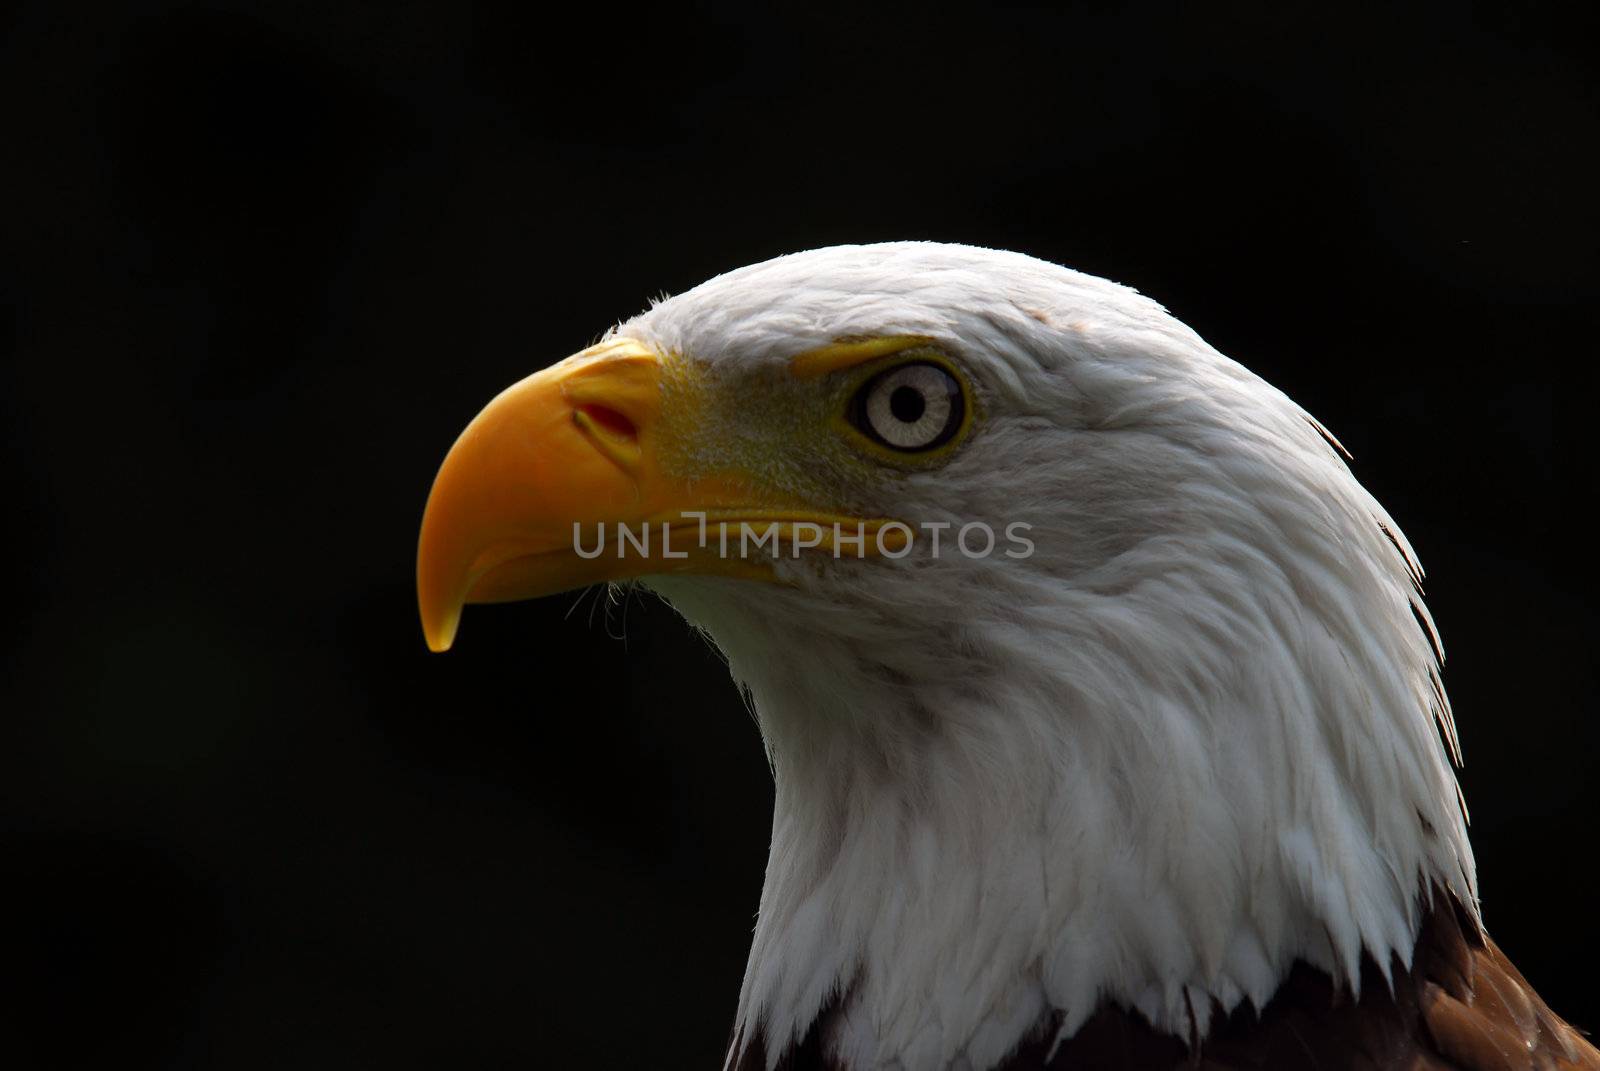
[416,244,1598,1070]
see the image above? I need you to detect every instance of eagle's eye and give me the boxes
[849,361,966,452]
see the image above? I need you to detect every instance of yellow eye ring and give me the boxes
[836,348,976,465]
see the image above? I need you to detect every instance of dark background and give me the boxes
[3,2,1596,1067]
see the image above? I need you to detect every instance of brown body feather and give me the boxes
[736,891,1598,1071]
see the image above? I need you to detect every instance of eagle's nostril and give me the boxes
[575,403,637,441]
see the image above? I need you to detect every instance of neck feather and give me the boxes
[650,471,1475,1071]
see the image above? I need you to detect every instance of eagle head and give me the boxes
[416,243,1476,1069]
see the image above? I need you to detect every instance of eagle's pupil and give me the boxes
[889,385,925,423]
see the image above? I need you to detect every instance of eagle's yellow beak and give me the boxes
[416,338,895,652]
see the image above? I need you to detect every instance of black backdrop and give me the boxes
[3,2,1596,1067]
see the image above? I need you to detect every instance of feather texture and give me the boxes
[733,888,1599,1070]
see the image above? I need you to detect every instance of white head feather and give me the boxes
[616,243,1475,1070]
